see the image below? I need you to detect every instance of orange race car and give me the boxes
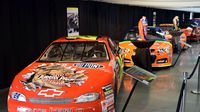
[8,36,124,112]
[119,28,173,68]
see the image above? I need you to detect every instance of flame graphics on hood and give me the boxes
[20,64,88,91]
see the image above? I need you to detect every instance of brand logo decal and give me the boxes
[38,89,64,97]
[74,63,103,68]
[20,64,88,91]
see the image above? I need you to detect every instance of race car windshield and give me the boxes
[124,31,140,40]
[39,42,109,62]
[147,29,165,40]
[160,26,174,31]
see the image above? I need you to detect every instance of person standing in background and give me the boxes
[138,16,148,40]
[173,16,179,30]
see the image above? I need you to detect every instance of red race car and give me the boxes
[8,36,124,112]
[159,24,187,51]
[181,20,200,41]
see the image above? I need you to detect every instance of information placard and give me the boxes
[67,7,79,36]
[124,65,157,85]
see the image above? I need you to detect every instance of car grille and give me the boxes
[29,98,73,104]
[157,58,168,64]
[124,58,132,63]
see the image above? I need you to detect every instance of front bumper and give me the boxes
[151,51,172,67]
[8,97,114,112]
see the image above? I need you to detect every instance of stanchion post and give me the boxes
[180,72,188,112]
[191,54,200,94]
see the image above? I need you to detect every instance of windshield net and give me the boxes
[39,42,109,62]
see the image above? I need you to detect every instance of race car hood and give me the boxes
[9,62,114,99]
[150,40,172,49]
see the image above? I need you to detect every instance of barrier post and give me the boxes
[176,72,188,112]
[181,72,188,112]
[191,54,200,94]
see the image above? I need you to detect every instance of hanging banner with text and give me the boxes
[67,7,79,36]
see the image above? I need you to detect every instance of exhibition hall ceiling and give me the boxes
[89,0,200,13]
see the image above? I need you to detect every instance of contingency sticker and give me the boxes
[102,84,114,98]
[101,95,115,112]
[101,84,115,112]
[20,64,88,91]
[73,63,103,69]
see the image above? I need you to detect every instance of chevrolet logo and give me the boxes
[38,89,64,97]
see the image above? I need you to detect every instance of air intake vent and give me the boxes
[29,98,72,104]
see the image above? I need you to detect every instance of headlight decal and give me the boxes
[158,45,170,53]
[158,48,168,53]
[75,92,100,103]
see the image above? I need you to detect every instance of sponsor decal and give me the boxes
[38,89,64,97]
[17,107,32,112]
[102,84,113,98]
[74,63,103,69]
[157,59,167,63]
[102,84,115,111]
[107,104,115,112]
[157,60,165,63]
[101,94,115,112]
[20,64,88,91]
[50,108,72,112]
[17,107,72,112]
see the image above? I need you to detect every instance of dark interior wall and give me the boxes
[0,0,66,88]
[194,13,200,18]
[79,1,155,40]
[78,1,190,40]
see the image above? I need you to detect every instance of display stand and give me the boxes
[122,40,156,112]
[131,40,155,72]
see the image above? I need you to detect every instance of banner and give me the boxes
[153,12,156,27]
[67,7,79,36]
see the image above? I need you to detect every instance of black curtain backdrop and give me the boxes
[194,13,200,18]
[79,1,190,40]
[0,0,195,88]
[0,0,66,88]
